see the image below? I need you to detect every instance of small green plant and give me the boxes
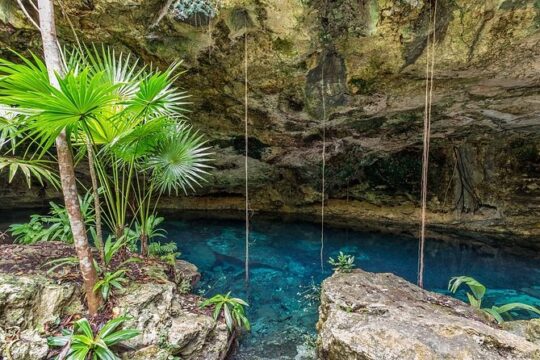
[148,241,181,265]
[200,292,250,333]
[48,316,140,359]
[93,269,128,301]
[449,276,540,324]
[178,278,192,295]
[328,252,355,273]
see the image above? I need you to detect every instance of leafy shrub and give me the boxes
[48,316,139,359]
[449,276,540,323]
[9,193,94,244]
[328,252,355,273]
[200,292,250,332]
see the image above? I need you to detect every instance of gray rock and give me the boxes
[0,329,48,360]
[0,273,82,329]
[503,319,540,345]
[317,269,540,360]
[113,281,229,360]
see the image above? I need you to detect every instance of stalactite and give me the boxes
[418,0,438,289]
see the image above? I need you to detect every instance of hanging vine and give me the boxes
[244,31,250,283]
[320,60,327,272]
[418,0,438,289]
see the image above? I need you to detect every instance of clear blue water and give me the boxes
[165,215,540,360]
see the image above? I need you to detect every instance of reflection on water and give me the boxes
[165,216,540,359]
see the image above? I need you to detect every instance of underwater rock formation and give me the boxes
[0,0,539,241]
[0,243,230,360]
[317,269,540,360]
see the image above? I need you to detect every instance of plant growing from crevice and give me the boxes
[448,276,540,324]
[200,292,250,333]
[328,252,355,273]
[48,316,139,359]
[93,269,128,301]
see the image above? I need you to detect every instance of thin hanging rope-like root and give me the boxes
[418,0,437,289]
[320,60,327,273]
[244,32,250,283]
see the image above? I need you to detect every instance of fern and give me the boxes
[148,241,180,265]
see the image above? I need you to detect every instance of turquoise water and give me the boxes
[165,215,540,359]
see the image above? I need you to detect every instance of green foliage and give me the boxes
[200,292,250,333]
[9,193,94,244]
[0,157,59,189]
[0,48,212,253]
[93,269,128,301]
[449,276,540,323]
[0,107,60,189]
[178,279,192,295]
[148,241,181,265]
[328,252,355,273]
[147,124,213,195]
[128,215,166,242]
[48,316,140,359]
[448,276,486,309]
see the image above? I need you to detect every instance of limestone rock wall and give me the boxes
[0,0,538,240]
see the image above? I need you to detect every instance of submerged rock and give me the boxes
[317,269,540,360]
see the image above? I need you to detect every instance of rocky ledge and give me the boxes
[0,242,230,360]
[317,269,540,360]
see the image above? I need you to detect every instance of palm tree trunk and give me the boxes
[140,233,148,257]
[37,0,100,316]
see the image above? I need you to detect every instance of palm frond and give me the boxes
[147,123,213,194]
[0,156,59,188]
[107,116,172,162]
[124,63,189,118]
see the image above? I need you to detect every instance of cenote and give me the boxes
[2,1,540,359]
[164,215,540,359]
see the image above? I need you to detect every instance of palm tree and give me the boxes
[37,0,100,314]
[65,46,213,255]
[2,0,211,315]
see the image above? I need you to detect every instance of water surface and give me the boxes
[165,215,540,359]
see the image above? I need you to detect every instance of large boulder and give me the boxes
[115,281,229,360]
[317,269,540,360]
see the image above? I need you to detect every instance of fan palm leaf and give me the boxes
[147,123,213,194]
